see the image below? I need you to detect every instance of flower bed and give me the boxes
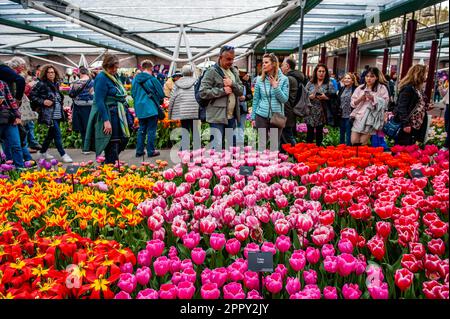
[1,147,448,299]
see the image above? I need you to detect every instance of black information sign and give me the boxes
[248,252,274,272]
[239,165,255,177]
[411,169,424,178]
[66,165,80,175]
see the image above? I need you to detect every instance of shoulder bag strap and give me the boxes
[263,79,272,118]
[139,78,160,106]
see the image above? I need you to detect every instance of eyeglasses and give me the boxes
[47,71,55,74]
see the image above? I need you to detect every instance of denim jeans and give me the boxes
[340,118,352,146]
[0,124,24,168]
[136,115,158,156]
[40,120,66,156]
[25,121,40,148]
[209,118,236,150]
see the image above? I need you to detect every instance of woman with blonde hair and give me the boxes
[393,64,429,146]
[251,53,289,147]
[336,72,358,145]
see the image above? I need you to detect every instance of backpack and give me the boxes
[194,64,225,121]
[292,83,311,117]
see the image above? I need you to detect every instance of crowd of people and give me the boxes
[0,45,449,169]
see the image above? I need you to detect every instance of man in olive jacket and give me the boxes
[199,45,244,149]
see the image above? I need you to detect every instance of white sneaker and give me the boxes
[40,152,54,160]
[61,154,73,163]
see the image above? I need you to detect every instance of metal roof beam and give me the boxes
[315,4,385,11]
[254,0,323,51]
[0,17,142,55]
[302,0,447,50]
[304,13,362,20]
[0,35,49,50]
[10,0,173,55]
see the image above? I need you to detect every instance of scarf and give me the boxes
[102,70,130,138]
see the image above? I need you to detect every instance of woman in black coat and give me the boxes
[394,65,429,146]
[30,64,72,162]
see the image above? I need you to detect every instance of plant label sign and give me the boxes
[239,166,255,177]
[410,169,424,178]
[248,252,273,272]
[66,165,80,175]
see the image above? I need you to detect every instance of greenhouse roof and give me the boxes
[0,0,448,62]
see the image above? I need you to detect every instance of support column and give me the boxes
[382,48,389,75]
[302,51,307,74]
[332,56,338,75]
[348,37,358,73]
[401,19,418,78]
[320,46,327,65]
[424,39,439,102]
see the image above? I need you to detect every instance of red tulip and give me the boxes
[274,218,291,235]
[234,224,249,241]
[409,242,426,259]
[401,254,423,273]
[375,221,391,239]
[427,239,445,256]
[395,268,414,291]
[366,235,385,261]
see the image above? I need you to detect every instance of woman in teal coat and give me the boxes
[84,54,130,164]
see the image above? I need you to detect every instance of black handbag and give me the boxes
[0,108,15,125]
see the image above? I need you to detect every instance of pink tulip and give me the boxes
[321,244,335,258]
[289,251,306,272]
[153,256,170,277]
[264,272,283,294]
[114,291,131,299]
[137,249,151,267]
[159,283,178,299]
[244,271,260,290]
[261,242,276,255]
[177,281,196,299]
[323,286,338,299]
[338,238,354,254]
[368,282,389,299]
[244,243,260,259]
[275,264,288,279]
[163,169,176,180]
[136,266,151,286]
[213,184,226,197]
[209,267,228,287]
[296,214,313,233]
[311,225,334,246]
[225,238,241,255]
[306,247,320,265]
[303,269,318,285]
[275,235,291,253]
[323,256,338,273]
[286,277,301,295]
[275,195,289,208]
[182,231,201,250]
[168,246,178,258]
[228,264,245,282]
[200,216,216,234]
[342,283,362,299]
[247,290,263,299]
[180,259,193,271]
[210,233,226,250]
[274,218,290,235]
[191,247,206,265]
[199,178,210,189]
[146,239,165,257]
[147,213,164,231]
[171,272,182,285]
[117,273,137,294]
[184,172,197,184]
[120,262,133,274]
[223,282,246,299]
[337,253,356,277]
[201,283,221,299]
[164,182,177,196]
[138,200,153,217]
[234,224,250,241]
[137,288,159,299]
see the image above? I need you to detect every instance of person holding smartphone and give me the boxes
[350,67,389,146]
[304,64,336,146]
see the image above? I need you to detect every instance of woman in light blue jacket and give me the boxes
[251,53,289,148]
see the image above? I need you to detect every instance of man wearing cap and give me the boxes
[199,45,244,149]
[164,72,182,98]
